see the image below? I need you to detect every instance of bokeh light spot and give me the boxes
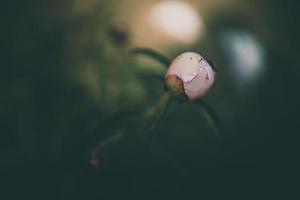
[220,30,267,83]
[148,0,204,45]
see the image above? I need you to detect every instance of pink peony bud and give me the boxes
[165,52,216,100]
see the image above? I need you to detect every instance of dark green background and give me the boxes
[1,0,300,199]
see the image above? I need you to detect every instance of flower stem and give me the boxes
[96,92,172,153]
[143,91,172,130]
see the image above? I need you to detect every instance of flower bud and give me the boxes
[165,52,216,100]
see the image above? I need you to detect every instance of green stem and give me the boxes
[97,92,172,150]
[143,92,172,130]
[130,48,171,68]
[99,130,124,150]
